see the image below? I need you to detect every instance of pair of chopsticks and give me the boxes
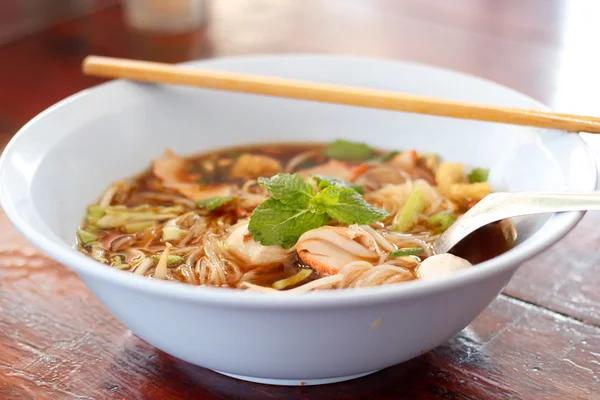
[82,55,600,133]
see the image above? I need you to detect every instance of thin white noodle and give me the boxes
[239,282,280,293]
[361,225,395,252]
[134,258,154,275]
[285,275,345,293]
[177,263,198,285]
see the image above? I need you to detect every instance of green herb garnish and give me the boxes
[197,195,236,211]
[312,175,365,195]
[468,168,489,183]
[390,248,425,257]
[428,213,456,232]
[258,174,314,208]
[248,173,388,248]
[309,185,388,224]
[324,139,373,161]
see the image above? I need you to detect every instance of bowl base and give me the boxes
[212,369,381,386]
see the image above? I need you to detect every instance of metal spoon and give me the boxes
[432,192,599,254]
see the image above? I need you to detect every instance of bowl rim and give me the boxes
[0,53,597,309]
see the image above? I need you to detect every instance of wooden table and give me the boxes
[1,2,599,399]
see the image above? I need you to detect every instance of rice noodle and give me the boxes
[78,144,500,293]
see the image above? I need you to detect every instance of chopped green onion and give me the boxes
[393,188,424,232]
[390,248,425,257]
[111,255,130,270]
[197,195,236,211]
[90,245,107,263]
[428,213,456,232]
[77,229,98,245]
[162,226,188,242]
[123,221,155,233]
[86,205,106,224]
[324,139,373,161]
[272,269,313,290]
[150,254,183,267]
[95,206,181,229]
[468,168,489,183]
[88,205,106,218]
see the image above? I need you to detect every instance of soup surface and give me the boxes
[76,141,514,292]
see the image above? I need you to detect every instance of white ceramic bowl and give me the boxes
[0,55,596,386]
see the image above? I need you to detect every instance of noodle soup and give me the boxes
[76,141,514,292]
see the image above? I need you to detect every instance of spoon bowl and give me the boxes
[433,192,600,254]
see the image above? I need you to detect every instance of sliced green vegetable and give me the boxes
[94,205,183,229]
[111,255,130,270]
[197,195,236,211]
[77,229,98,245]
[150,254,184,267]
[312,175,365,195]
[88,204,106,218]
[162,226,188,242]
[124,221,155,233]
[390,248,425,257]
[324,139,373,161]
[393,188,425,232]
[90,245,107,263]
[86,205,107,224]
[272,269,313,290]
[428,213,456,232]
[468,167,489,183]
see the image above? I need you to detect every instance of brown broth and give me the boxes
[79,142,515,290]
[450,220,516,265]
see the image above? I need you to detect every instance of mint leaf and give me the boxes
[324,139,373,161]
[248,198,328,248]
[197,195,236,210]
[468,167,489,183]
[312,175,365,195]
[258,173,315,208]
[310,186,389,224]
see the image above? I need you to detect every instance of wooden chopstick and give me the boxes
[82,55,600,133]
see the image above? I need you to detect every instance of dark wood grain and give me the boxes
[1,1,600,399]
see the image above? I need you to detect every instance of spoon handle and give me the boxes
[434,192,599,254]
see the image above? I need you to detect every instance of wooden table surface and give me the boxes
[1,1,600,399]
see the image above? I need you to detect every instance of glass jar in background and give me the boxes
[123,0,207,34]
